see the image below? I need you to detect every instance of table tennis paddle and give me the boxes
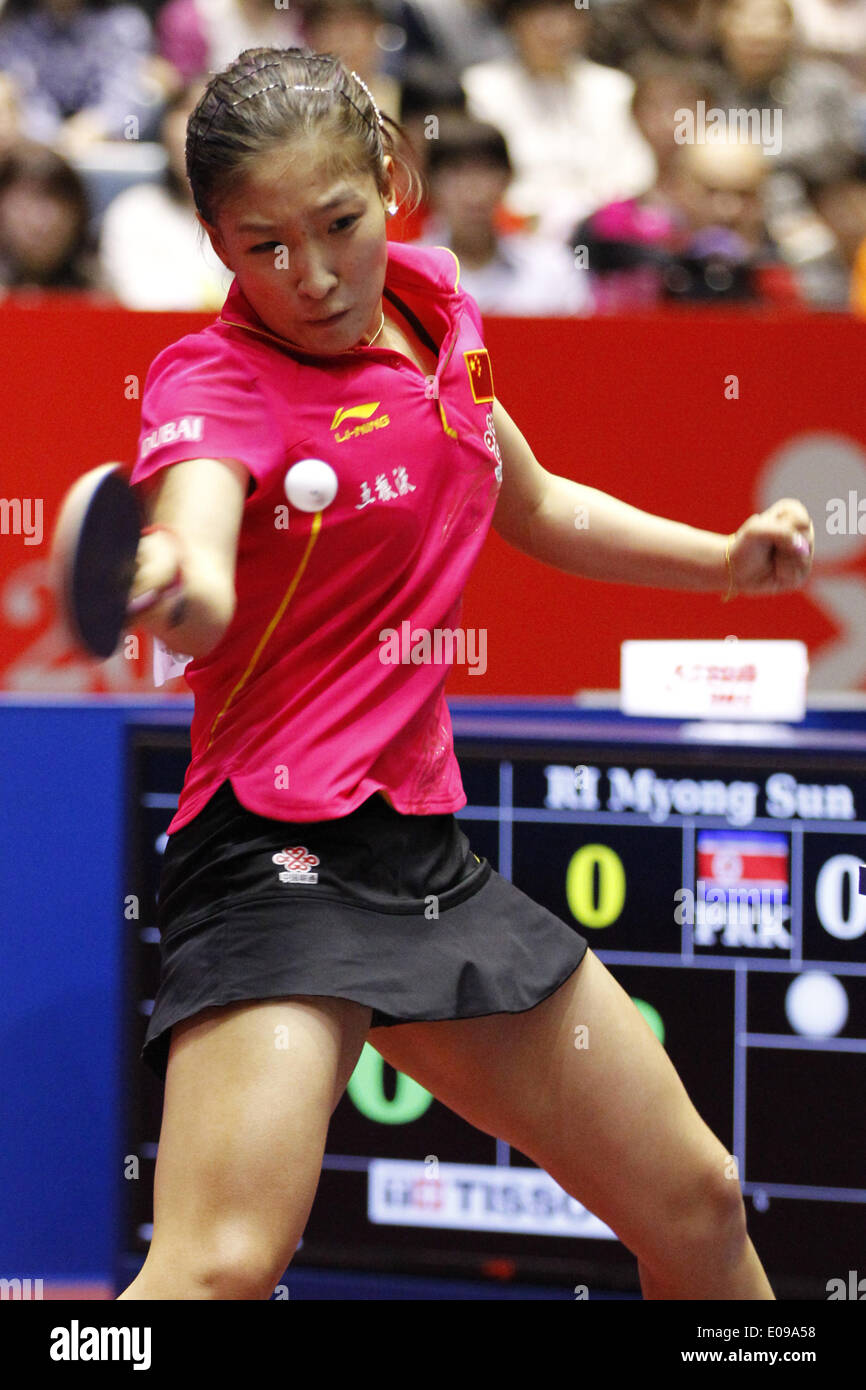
[51,463,180,660]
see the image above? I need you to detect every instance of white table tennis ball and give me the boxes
[284,458,338,512]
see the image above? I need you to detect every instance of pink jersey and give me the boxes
[131,241,504,830]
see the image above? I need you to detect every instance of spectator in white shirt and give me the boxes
[461,0,656,241]
[99,82,232,309]
[414,110,589,314]
[790,0,866,87]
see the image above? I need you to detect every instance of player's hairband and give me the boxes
[228,70,386,136]
[189,65,385,176]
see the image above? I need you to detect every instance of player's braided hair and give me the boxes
[186,47,422,225]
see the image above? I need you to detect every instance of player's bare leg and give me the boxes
[369,948,774,1300]
[117,994,372,1300]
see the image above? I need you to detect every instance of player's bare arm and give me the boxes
[490,397,814,596]
[128,456,249,657]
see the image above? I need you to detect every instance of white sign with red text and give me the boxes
[620,640,809,721]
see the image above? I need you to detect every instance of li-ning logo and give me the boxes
[273,847,320,884]
[330,401,391,443]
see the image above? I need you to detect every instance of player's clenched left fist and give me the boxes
[727,498,814,597]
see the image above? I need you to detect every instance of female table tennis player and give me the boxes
[116,47,814,1301]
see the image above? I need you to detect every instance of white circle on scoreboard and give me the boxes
[785,971,849,1038]
[710,850,743,885]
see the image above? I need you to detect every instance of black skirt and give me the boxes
[142,779,589,1084]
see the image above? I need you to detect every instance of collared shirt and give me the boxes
[130,241,503,830]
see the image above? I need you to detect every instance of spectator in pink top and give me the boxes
[114,44,812,1304]
[571,56,706,308]
[156,0,304,82]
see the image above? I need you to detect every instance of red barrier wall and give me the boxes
[2,299,864,696]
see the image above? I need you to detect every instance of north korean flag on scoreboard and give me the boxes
[697,830,789,898]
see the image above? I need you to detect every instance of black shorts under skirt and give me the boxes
[142,779,590,1085]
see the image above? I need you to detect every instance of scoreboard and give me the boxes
[119,701,866,1299]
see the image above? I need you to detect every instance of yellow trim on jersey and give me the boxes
[205,510,323,751]
[435,320,461,438]
[218,314,301,351]
[433,245,461,291]
[438,400,458,439]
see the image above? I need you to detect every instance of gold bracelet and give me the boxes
[722,533,736,603]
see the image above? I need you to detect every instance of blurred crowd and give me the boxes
[2,0,866,313]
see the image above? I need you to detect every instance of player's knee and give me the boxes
[196,1224,295,1301]
[669,1157,749,1268]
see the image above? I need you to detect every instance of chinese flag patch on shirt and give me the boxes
[464,348,494,403]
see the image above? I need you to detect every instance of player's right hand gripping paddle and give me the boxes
[51,463,179,660]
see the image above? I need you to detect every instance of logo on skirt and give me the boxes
[272,846,320,884]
